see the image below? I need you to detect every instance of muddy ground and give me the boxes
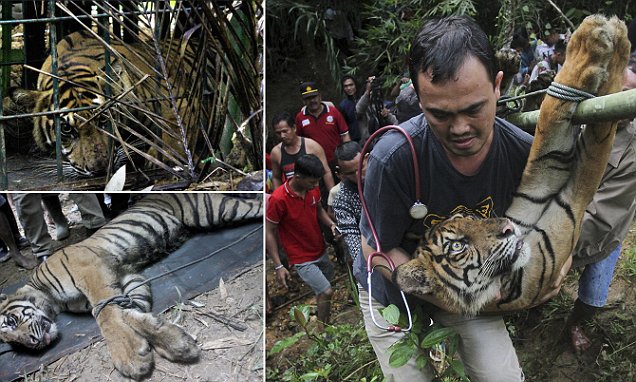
[0,194,264,382]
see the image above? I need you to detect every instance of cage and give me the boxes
[0,0,263,190]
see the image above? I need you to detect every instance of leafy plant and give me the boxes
[382,304,468,381]
[266,304,382,381]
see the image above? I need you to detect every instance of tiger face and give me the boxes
[30,86,111,176]
[3,30,201,179]
[0,290,59,350]
[393,215,530,316]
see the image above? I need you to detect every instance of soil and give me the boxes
[0,195,264,382]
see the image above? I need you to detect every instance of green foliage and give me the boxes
[266,305,382,381]
[617,245,636,280]
[381,304,467,381]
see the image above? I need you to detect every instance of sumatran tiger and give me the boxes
[2,29,204,177]
[0,193,262,380]
[393,15,630,316]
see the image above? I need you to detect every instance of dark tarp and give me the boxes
[0,222,262,381]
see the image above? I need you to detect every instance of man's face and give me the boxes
[553,51,565,65]
[294,175,320,191]
[343,79,357,96]
[303,93,322,114]
[337,152,362,184]
[416,55,501,159]
[274,120,296,146]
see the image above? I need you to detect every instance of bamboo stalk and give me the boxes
[506,88,636,129]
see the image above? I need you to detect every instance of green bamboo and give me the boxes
[506,88,636,129]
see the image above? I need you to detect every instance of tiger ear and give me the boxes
[3,87,41,115]
[0,293,7,302]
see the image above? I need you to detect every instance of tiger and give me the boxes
[0,193,262,380]
[393,15,630,316]
[2,29,202,177]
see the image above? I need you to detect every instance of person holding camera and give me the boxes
[356,76,398,145]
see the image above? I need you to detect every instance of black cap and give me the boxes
[300,81,320,99]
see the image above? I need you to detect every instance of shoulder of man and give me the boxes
[495,117,533,150]
[369,114,427,160]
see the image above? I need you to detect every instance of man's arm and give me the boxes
[270,146,283,189]
[266,219,291,289]
[317,203,338,238]
[306,139,335,190]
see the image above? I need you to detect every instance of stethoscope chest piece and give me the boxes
[409,201,428,220]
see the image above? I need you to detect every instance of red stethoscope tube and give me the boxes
[357,125,432,332]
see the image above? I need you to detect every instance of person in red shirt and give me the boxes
[266,154,340,324]
[295,81,350,171]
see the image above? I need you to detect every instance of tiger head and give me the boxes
[4,85,111,177]
[393,215,530,316]
[0,287,59,350]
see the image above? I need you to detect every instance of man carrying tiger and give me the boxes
[356,15,629,382]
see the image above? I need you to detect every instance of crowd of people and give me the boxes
[265,14,636,381]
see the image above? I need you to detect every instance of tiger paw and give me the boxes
[149,322,201,363]
[558,15,629,96]
[104,322,154,380]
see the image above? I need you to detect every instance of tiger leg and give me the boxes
[565,16,630,215]
[120,309,200,362]
[121,274,152,313]
[76,270,155,379]
[95,305,155,380]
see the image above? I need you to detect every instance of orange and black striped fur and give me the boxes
[0,193,262,380]
[394,15,630,316]
[3,29,200,177]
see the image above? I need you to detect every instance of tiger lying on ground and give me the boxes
[394,15,630,316]
[0,193,262,380]
[2,29,202,177]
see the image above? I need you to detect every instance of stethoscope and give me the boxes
[357,125,433,332]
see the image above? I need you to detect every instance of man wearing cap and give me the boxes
[295,81,350,174]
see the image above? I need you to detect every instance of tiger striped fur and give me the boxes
[2,29,201,177]
[394,15,631,316]
[0,193,262,380]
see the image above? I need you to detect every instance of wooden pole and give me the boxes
[506,88,636,130]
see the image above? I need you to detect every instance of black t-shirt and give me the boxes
[357,114,533,308]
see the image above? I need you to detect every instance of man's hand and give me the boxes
[540,255,573,303]
[275,266,292,289]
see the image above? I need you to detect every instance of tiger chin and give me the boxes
[0,193,262,380]
[393,216,531,317]
[395,15,630,317]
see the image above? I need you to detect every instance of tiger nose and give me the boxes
[501,220,515,237]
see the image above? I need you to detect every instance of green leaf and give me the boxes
[388,341,416,367]
[416,353,429,370]
[290,305,311,325]
[522,5,529,12]
[448,359,469,381]
[380,304,401,325]
[269,332,306,355]
[421,327,456,348]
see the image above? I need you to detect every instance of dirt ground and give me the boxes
[0,195,264,382]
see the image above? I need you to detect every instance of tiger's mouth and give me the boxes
[16,317,58,350]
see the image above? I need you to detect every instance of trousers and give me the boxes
[359,288,524,382]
